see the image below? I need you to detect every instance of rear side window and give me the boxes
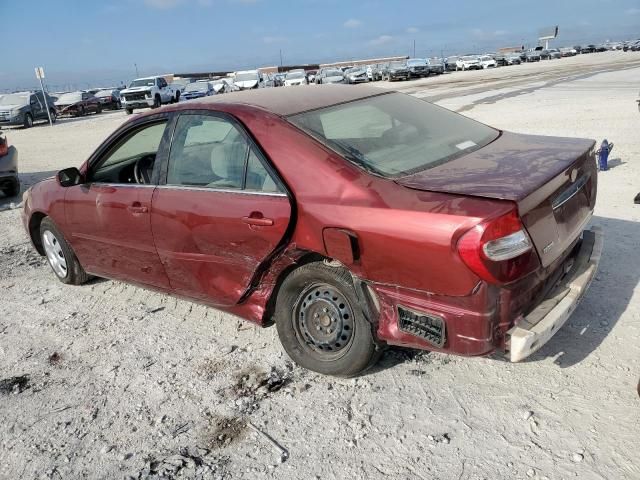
[289,92,499,177]
[167,114,283,193]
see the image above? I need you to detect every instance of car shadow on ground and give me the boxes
[524,215,640,367]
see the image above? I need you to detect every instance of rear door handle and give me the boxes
[127,202,148,214]
[242,212,274,227]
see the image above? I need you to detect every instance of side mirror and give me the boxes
[57,167,83,187]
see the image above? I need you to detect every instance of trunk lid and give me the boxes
[396,131,597,267]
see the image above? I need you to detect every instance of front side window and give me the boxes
[91,121,167,182]
[289,92,499,177]
[167,114,282,193]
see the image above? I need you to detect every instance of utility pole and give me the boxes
[34,67,53,126]
[134,63,139,77]
[413,39,416,57]
[279,49,283,67]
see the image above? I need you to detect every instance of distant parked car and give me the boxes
[581,45,596,54]
[456,55,481,71]
[478,55,497,68]
[595,44,608,52]
[120,76,180,114]
[525,50,541,62]
[55,91,101,117]
[306,70,318,83]
[0,130,19,197]
[540,49,562,60]
[316,69,345,84]
[560,47,577,57]
[0,91,57,128]
[180,81,216,101]
[406,58,430,78]
[94,89,122,110]
[428,57,445,75]
[283,70,308,87]
[211,78,237,94]
[382,61,410,81]
[344,67,369,84]
[445,56,459,71]
[573,45,583,54]
[234,70,265,90]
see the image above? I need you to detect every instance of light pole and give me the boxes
[279,50,283,67]
[134,63,139,77]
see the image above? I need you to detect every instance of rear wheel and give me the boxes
[153,95,161,108]
[40,218,89,285]
[96,104,102,114]
[49,108,57,123]
[23,113,33,128]
[275,262,381,377]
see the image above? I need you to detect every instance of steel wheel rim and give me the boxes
[293,283,355,360]
[42,230,68,278]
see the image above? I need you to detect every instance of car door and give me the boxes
[64,116,172,288]
[151,112,291,306]
[29,94,42,119]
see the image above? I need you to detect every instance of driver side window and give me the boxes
[91,121,167,184]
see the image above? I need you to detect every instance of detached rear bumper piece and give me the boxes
[506,227,603,362]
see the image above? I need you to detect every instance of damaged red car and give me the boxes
[22,86,602,376]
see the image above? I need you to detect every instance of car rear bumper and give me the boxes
[505,227,603,362]
[0,146,18,175]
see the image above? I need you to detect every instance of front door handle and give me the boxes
[127,202,149,214]
[242,212,274,227]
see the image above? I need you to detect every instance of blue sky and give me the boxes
[1,0,639,91]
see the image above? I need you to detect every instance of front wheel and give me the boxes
[2,178,20,197]
[153,95,161,108]
[275,262,381,377]
[40,218,90,285]
[96,104,102,114]
[125,107,133,115]
[49,109,57,123]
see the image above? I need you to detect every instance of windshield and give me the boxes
[325,70,343,77]
[407,59,426,66]
[235,72,258,82]
[0,94,29,106]
[289,93,499,177]
[480,56,492,61]
[129,78,156,88]
[286,71,305,79]
[95,90,113,97]
[389,61,405,68]
[461,56,477,61]
[57,92,82,103]
[185,83,208,92]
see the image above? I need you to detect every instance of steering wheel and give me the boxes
[134,154,155,184]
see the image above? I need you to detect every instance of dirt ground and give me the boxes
[1,51,639,480]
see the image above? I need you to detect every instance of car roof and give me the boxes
[166,84,386,116]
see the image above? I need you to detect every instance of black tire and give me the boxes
[96,104,102,114]
[40,217,90,285]
[49,109,57,123]
[153,95,161,108]
[275,261,381,377]
[125,107,134,115]
[174,91,180,103]
[80,106,86,117]
[23,113,33,128]
[2,178,20,197]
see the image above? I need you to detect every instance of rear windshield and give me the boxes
[288,92,499,177]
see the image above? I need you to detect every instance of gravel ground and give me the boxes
[1,51,639,480]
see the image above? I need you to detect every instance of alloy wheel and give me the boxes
[42,230,68,278]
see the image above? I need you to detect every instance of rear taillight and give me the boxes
[0,137,8,157]
[457,208,539,285]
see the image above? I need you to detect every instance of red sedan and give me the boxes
[22,86,602,376]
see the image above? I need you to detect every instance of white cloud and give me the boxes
[143,0,183,9]
[626,7,640,14]
[263,35,287,44]
[406,27,419,34]
[344,19,362,28]
[368,35,393,46]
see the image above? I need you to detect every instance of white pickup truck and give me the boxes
[120,76,180,114]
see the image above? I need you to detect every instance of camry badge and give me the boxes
[543,242,554,254]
